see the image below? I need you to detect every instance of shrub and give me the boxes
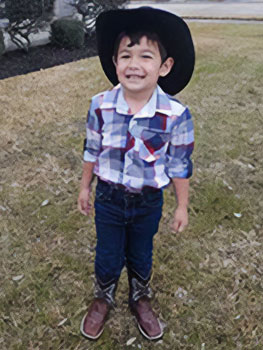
[0,30,5,56]
[50,18,85,49]
[70,0,128,35]
[1,0,55,52]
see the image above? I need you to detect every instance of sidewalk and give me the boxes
[2,1,263,52]
[129,1,263,21]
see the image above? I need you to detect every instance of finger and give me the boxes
[78,205,88,215]
[173,220,180,233]
[178,221,188,232]
[175,219,187,233]
[81,199,89,210]
[178,224,185,233]
[78,205,88,216]
[85,203,93,214]
[78,200,89,215]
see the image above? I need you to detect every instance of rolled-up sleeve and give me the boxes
[83,96,102,162]
[166,107,194,178]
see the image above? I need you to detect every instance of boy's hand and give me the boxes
[78,188,92,216]
[172,206,188,233]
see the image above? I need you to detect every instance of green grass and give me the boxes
[0,23,263,349]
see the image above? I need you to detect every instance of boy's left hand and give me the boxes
[172,206,188,233]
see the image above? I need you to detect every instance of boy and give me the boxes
[78,6,195,340]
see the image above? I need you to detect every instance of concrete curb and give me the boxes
[128,2,263,20]
[183,16,263,22]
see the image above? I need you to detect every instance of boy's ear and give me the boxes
[112,56,117,67]
[159,57,174,77]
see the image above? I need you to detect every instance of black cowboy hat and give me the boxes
[96,6,195,95]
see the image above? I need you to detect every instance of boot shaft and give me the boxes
[128,268,153,305]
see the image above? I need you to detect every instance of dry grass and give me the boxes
[0,22,263,349]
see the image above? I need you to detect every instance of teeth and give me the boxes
[127,75,143,79]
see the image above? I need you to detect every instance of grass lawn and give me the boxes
[0,22,263,349]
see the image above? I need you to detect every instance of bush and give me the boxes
[0,30,5,56]
[50,18,85,49]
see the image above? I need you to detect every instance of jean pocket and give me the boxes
[142,190,163,208]
[95,185,112,202]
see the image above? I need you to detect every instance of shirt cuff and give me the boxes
[83,150,97,162]
[167,164,193,179]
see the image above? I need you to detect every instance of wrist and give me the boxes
[176,203,188,210]
[80,183,91,192]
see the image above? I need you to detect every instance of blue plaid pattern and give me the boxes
[83,84,194,190]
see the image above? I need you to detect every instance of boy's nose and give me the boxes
[128,56,140,68]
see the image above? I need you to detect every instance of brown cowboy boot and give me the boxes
[80,298,110,339]
[80,279,117,339]
[130,296,163,340]
[128,269,163,340]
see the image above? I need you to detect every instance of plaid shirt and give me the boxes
[83,84,194,190]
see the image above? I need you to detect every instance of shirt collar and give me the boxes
[155,85,173,117]
[100,84,172,117]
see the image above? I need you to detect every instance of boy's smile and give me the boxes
[114,36,173,100]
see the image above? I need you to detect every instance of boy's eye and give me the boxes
[142,55,153,59]
[120,55,130,59]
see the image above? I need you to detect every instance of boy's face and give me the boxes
[113,36,174,97]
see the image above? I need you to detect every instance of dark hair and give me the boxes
[113,30,168,63]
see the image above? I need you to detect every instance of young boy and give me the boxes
[78,6,195,340]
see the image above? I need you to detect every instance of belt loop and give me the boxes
[109,184,113,197]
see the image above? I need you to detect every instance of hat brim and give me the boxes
[96,7,195,95]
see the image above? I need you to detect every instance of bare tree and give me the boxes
[1,0,54,52]
[70,0,128,35]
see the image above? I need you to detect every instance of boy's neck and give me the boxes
[122,86,156,115]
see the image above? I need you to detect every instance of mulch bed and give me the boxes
[0,35,98,80]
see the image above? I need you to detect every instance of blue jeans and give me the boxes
[94,179,163,289]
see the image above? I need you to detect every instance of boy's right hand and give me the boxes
[78,188,92,216]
